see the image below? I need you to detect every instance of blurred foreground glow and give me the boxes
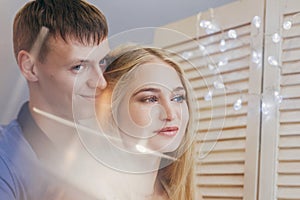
[33,107,178,162]
[135,144,178,161]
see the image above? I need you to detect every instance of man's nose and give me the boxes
[87,66,107,90]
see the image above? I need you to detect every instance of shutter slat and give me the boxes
[199,186,243,198]
[280,110,300,123]
[197,163,244,174]
[278,174,300,186]
[278,161,300,173]
[281,73,300,85]
[278,148,300,161]
[277,187,300,199]
[197,128,246,142]
[279,135,300,148]
[197,175,244,186]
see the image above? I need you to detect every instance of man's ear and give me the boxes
[17,50,38,82]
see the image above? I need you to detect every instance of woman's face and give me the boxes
[114,61,189,153]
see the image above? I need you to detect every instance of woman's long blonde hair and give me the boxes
[102,44,198,200]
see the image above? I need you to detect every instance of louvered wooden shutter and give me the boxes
[259,0,300,199]
[154,0,264,199]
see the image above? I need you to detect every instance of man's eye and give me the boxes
[71,65,84,73]
[142,96,159,103]
[172,95,186,103]
[99,58,107,71]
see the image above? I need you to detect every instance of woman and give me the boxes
[96,45,199,200]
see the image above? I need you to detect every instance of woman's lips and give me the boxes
[157,126,179,136]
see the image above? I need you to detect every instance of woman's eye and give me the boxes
[172,95,186,103]
[142,96,159,103]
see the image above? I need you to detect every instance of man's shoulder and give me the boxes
[0,120,25,151]
[0,119,33,169]
[0,120,43,199]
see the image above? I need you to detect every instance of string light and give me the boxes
[228,29,237,39]
[199,20,212,29]
[182,51,193,60]
[217,57,228,67]
[204,90,213,101]
[213,80,225,89]
[272,33,281,43]
[274,90,283,104]
[267,56,279,67]
[199,43,209,56]
[251,50,261,65]
[233,98,243,111]
[208,64,217,71]
[219,39,227,52]
[199,8,220,34]
[283,20,292,30]
[261,102,271,115]
[252,16,262,28]
[194,10,295,120]
[198,44,206,52]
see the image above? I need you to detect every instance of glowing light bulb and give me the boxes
[233,98,242,111]
[219,39,227,52]
[199,20,211,28]
[274,91,283,104]
[228,29,237,39]
[213,80,225,89]
[218,57,228,67]
[199,44,206,51]
[204,90,213,101]
[182,51,193,60]
[208,64,216,71]
[283,20,292,30]
[272,33,281,43]
[268,56,279,66]
[251,50,261,64]
[199,44,208,55]
[261,102,271,115]
[206,23,220,34]
[252,16,261,28]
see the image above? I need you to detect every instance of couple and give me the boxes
[0,0,198,199]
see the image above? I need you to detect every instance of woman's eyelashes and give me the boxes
[137,93,186,104]
[171,94,186,103]
[141,95,159,103]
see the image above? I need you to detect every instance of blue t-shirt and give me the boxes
[0,102,99,200]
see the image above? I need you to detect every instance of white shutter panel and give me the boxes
[260,0,300,199]
[154,0,264,199]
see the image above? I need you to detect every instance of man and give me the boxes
[0,0,110,199]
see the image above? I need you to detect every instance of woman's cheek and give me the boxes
[130,104,152,127]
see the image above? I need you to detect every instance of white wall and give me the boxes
[0,1,28,124]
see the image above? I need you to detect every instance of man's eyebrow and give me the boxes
[79,60,90,64]
[76,56,107,65]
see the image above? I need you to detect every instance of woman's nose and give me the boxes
[159,101,176,121]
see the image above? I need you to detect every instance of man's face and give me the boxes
[33,36,110,120]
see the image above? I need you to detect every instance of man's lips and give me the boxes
[157,126,179,136]
[79,94,100,101]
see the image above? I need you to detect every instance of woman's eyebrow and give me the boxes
[132,87,161,96]
[173,86,185,92]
